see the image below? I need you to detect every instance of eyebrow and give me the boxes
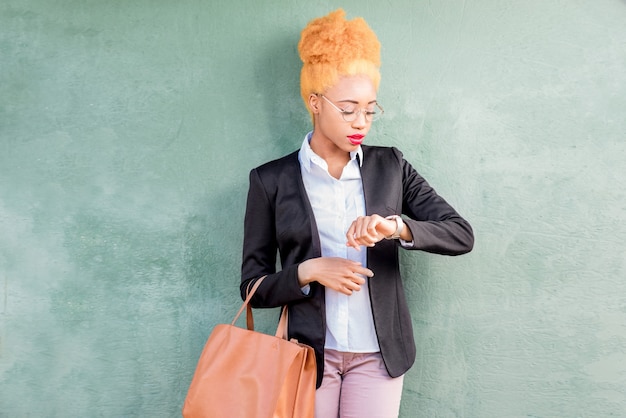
[337,99,378,104]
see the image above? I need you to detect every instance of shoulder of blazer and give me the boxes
[254,150,299,174]
[254,150,300,172]
[250,150,301,193]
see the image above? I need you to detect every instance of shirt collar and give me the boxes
[298,131,364,173]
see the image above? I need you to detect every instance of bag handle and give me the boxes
[275,306,288,340]
[232,276,289,341]
[232,276,266,329]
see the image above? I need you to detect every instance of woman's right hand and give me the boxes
[297,257,374,296]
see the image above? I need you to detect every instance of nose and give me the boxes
[351,110,368,129]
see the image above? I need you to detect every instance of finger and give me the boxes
[355,232,376,247]
[366,218,384,241]
[355,218,369,238]
[367,222,381,239]
[353,266,374,278]
[346,224,362,251]
[349,274,366,285]
[344,262,372,280]
[344,280,361,293]
[357,234,374,245]
[346,233,361,250]
[346,236,361,250]
[359,220,380,244]
[336,281,356,295]
[358,217,374,238]
[333,282,352,295]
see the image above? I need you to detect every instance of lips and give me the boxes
[348,134,364,145]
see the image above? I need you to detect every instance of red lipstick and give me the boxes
[348,134,364,145]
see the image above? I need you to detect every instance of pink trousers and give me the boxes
[314,349,405,418]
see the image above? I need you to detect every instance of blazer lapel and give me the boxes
[360,146,393,216]
[285,152,323,258]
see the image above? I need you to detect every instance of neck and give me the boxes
[309,132,351,161]
[309,133,351,179]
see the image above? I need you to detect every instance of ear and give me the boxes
[308,93,321,114]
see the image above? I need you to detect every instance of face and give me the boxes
[308,75,378,157]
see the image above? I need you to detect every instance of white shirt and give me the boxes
[298,132,380,353]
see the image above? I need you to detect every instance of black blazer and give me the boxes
[241,145,474,388]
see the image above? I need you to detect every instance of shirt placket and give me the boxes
[334,179,349,346]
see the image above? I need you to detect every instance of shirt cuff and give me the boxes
[399,239,414,248]
[301,284,311,295]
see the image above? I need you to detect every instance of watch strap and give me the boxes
[384,215,404,240]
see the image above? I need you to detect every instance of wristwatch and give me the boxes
[385,215,404,240]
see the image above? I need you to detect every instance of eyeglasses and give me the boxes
[318,94,384,122]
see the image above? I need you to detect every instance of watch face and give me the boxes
[386,215,402,239]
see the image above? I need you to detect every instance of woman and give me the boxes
[241,9,474,417]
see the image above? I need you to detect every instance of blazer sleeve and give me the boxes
[239,166,312,307]
[396,148,474,255]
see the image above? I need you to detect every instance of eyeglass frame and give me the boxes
[317,94,384,122]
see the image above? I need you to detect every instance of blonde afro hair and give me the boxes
[298,9,381,109]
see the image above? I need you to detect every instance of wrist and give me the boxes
[297,261,313,286]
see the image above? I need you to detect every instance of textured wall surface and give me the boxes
[1,1,625,417]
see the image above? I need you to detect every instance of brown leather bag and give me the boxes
[182,277,316,418]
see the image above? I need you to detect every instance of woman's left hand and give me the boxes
[346,215,396,250]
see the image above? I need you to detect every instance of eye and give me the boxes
[340,105,356,114]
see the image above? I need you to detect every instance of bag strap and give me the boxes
[232,276,290,341]
[275,306,288,340]
[232,276,266,329]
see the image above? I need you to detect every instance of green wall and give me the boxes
[2,1,626,416]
